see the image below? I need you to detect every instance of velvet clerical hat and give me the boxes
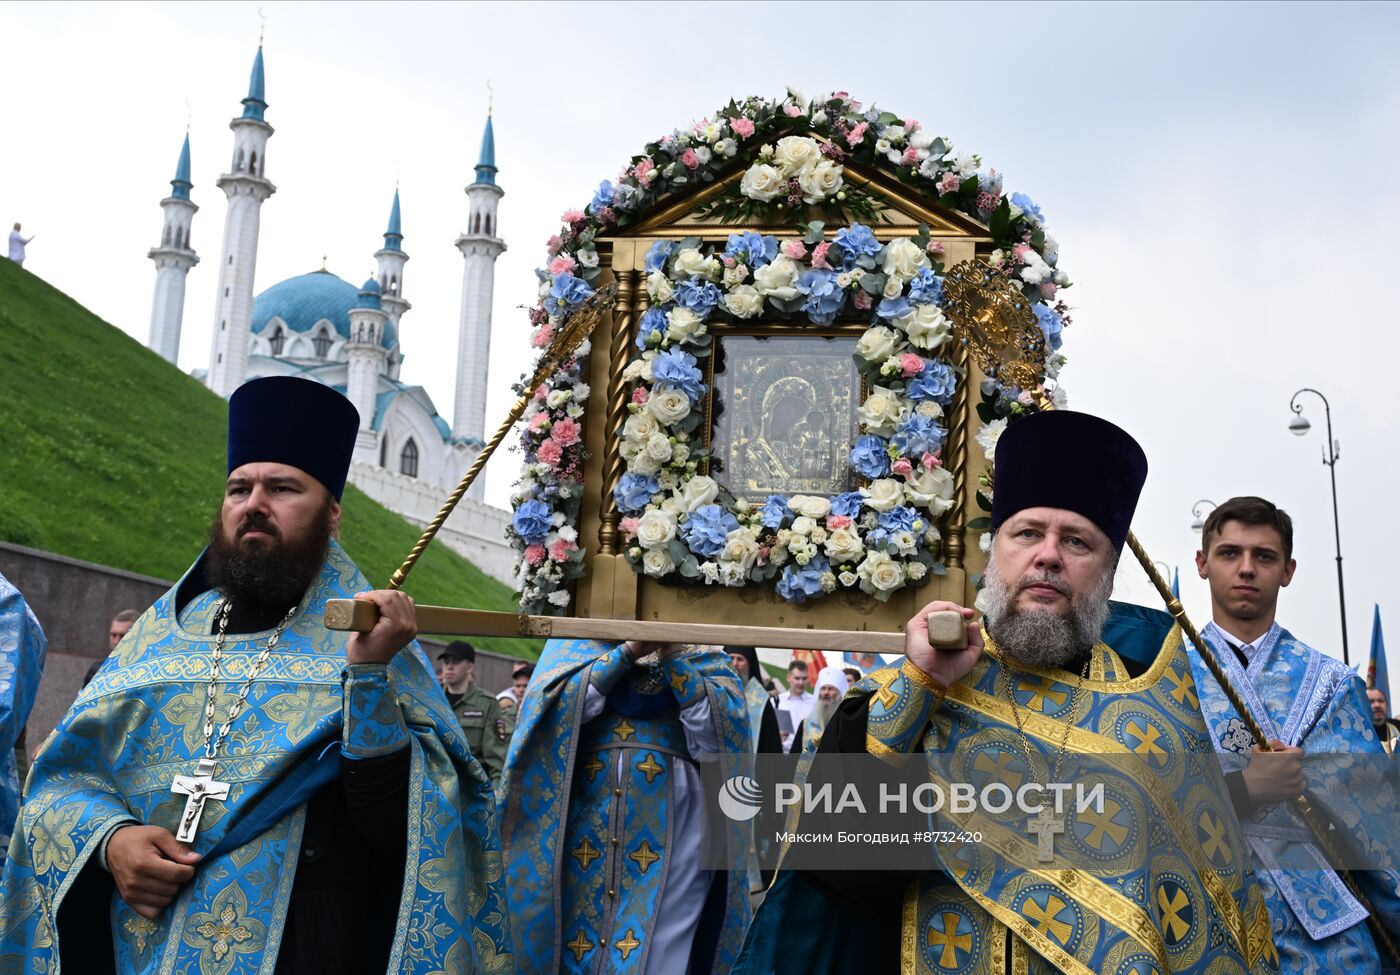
[227,376,360,499]
[990,410,1147,551]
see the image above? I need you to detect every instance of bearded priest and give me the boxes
[734,410,1277,975]
[0,377,514,974]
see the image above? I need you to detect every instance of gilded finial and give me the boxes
[321,254,328,272]
[257,6,267,46]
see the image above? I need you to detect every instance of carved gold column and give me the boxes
[597,267,638,555]
[942,338,969,570]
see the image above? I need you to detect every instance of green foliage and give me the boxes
[0,260,538,656]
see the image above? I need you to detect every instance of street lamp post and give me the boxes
[1190,499,1217,533]
[1288,388,1349,665]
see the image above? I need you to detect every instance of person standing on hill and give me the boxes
[8,223,34,267]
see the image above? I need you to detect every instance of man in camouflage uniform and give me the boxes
[438,641,508,787]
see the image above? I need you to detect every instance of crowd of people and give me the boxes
[0,375,1397,973]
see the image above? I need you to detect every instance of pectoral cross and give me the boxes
[171,758,230,843]
[1026,806,1064,863]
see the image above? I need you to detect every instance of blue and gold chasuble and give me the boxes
[738,613,1275,975]
[499,639,752,974]
[1190,622,1400,973]
[0,541,514,974]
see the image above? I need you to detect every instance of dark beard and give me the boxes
[206,501,333,618]
[982,548,1114,669]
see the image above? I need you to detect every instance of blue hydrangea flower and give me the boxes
[546,273,594,315]
[775,556,831,603]
[831,492,866,519]
[850,435,891,479]
[877,506,919,534]
[832,224,882,269]
[863,528,892,551]
[589,180,616,214]
[614,182,643,211]
[645,240,677,274]
[724,231,778,268]
[1034,303,1064,352]
[635,306,670,350]
[651,348,706,402]
[512,499,554,544]
[906,361,957,404]
[1010,192,1044,225]
[891,414,946,457]
[761,495,790,530]
[614,473,660,513]
[673,278,723,318]
[907,269,945,306]
[875,296,912,321]
[798,269,844,325]
[682,504,740,558]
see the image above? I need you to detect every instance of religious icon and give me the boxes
[710,334,861,502]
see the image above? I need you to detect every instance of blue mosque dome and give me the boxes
[355,276,383,310]
[252,269,359,340]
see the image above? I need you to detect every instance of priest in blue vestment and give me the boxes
[499,638,752,974]
[1192,495,1400,973]
[735,411,1276,975]
[0,377,514,974]
[0,571,46,865]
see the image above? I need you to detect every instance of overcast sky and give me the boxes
[4,1,1398,679]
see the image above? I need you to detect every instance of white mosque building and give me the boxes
[144,45,514,582]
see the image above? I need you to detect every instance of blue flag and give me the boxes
[1369,604,1390,704]
[1170,567,1180,599]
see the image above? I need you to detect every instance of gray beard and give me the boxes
[813,696,840,727]
[981,547,1114,669]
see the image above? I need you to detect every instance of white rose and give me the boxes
[631,453,663,476]
[623,411,661,444]
[856,326,902,363]
[740,163,785,202]
[856,550,906,600]
[660,495,683,517]
[672,248,721,281]
[622,358,649,383]
[636,509,678,549]
[753,257,800,301]
[546,389,572,409]
[791,516,817,536]
[882,276,904,300]
[676,475,719,513]
[665,307,707,344]
[789,495,832,519]
[857,387,907,436]
[642,547,676,578]
[899,304,951,351]
[916,401,944,419]
[907,561,928,581]
[577,248,600,268]
[723,283,764,318]
[722,263,748,288]
[646,270,674,303]
[646,387,691,426]
[838,570,859,588]
[672,443,690,465]
[718,529,760,569]
[644,432,674,464]
[797,160,844,203]
[620,438,641,462]
[905,466,955,514]
[863,478,904,513]
[881,238,931,280]
[772,135,823,176]
[975,418,1007,461]
[824,527,865,563]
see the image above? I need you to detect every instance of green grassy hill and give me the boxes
[0,259,537,656]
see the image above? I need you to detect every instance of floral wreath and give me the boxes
[509,90,1071,615]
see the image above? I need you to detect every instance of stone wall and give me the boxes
[0,542,529,758]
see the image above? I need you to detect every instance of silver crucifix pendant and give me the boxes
[1027,806,1064,863]
[170,758,231,843]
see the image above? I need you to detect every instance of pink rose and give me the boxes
[634,157,656,184]
[1012,243,1030,263]
[784,104,803,118]
[549,539,576,562]
[533,383,548,401]
[780,239,807,260]
[936,172,960,195]
[631,387,649,405]
[827,515,853,530]
[561,209,585,225]
[524,544,547,566]
[811,242,833,269]
[926,241,945,255]
[902,147,920,165]
[536,439,563,467]
[620,517,641,540]
[731,117,755,139]
[528,411,550,434]
[531,324,554,349]
[852,290,873,311]
[922,450,942,470]
[892,458,914,479]
[899,352,925,378]
[549,254,577,276]
[546,235,564,256]
[846,121,869,147]
[681,148,700,170]
[550,416,581,447]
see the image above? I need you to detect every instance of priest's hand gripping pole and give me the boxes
[942,258,1399,966]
